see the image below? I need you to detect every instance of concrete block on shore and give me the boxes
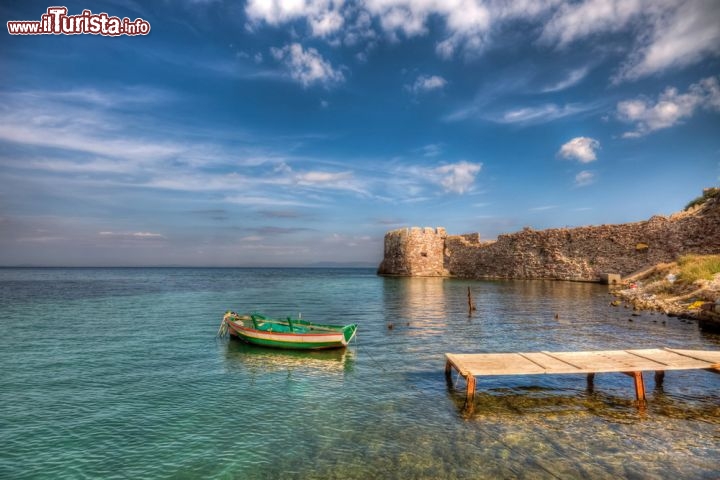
[600,273,622,285]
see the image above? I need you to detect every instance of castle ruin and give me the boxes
[377,190,720,281]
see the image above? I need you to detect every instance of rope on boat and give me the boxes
[217,311,233,338]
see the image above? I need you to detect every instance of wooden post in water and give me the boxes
[466,375,476,406]
[586,373,595,392]
[467,287,476,315]
[623,371,646,403]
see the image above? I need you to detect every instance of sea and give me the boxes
[1,267,718,479]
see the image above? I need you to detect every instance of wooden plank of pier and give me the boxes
[445,348,720,408]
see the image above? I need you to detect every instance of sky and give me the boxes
[0,0,719,267]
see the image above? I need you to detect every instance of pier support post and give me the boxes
[633,371,646,402]
[654,370,665,387]
[623,371,646,403]
[444,360,453,382]
[465,375,476,405]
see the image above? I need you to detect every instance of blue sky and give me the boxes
[1,0,719,266]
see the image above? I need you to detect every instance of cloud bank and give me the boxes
[617,76,720,137]
[246,0,720,83]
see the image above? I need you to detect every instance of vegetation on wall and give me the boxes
[684,187,719,211]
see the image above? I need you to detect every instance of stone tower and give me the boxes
[377,227,448,276]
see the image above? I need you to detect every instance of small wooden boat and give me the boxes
[219,312,358,350]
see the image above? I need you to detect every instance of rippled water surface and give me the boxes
[1,268,719,479]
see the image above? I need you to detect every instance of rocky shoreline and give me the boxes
[611,263,720,332]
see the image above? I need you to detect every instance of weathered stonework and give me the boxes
[377,227,448,276]
[378,191,720,281]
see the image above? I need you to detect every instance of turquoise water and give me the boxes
[1,268,719,479]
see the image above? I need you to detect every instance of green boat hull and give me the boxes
[222,312,357,350]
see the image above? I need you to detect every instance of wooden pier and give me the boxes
[445,348,720,408]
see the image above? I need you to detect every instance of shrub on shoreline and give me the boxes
[677,254,720,283]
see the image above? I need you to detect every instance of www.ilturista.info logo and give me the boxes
[7,7,150,36]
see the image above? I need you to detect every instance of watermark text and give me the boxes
[7,7,151,36]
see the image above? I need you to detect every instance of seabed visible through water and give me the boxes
[1,268,718,479]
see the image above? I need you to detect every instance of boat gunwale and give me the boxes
[227,320,351,338]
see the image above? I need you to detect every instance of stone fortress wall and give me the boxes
[377,190,720,281]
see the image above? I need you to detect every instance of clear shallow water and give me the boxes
[1,268,718,479]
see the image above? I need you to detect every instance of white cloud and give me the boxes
[367,0,495,59]
[376,4,428,37]
[558,137,600,163]
[0,122,183,162]
[441,104,480,123]
[435,38,456,60]
[419,144,442,157]
[309,9,345,37]
[0,88,375,211]
[614,0,720,82]
[45,86,175,108]
[617,76,720,137]
[98,231,165,239]
[389,160,483,197]
[434,161,482,194]
[295,170,352,184]
[541,67,589,93]
[540,0,643,47]
[541,0,720,82]
[574,170,595,186]
[245,0,501,59]
[406,75,447,94]
[494,103,591,124]
[246,0,346,37]
[276,162,367,194]
[443,93,599,124]
[270,43,345,87]
[0,90,186,165]
[24,158,135,174]
[245,0,719,82]
[223,195,318,207]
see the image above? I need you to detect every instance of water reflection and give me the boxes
[383,276,448,319]
[381,276,458,342]
[222,337,355,378]
[383,277,720,353]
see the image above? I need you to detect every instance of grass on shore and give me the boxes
[678,254,720,283]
